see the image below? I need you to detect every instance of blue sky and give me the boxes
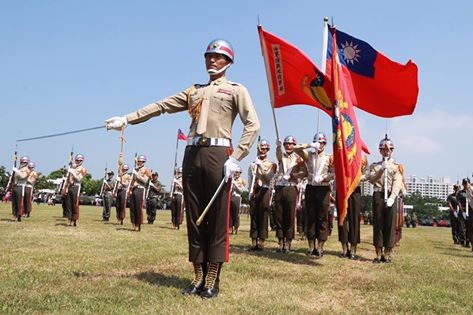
[2,1,472,189]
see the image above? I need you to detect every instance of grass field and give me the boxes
[1,203,472,315]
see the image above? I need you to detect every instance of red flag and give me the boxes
[258,26,334,115]
[177,129,187,141]
[330,28,365,225]
[326,27,418,118]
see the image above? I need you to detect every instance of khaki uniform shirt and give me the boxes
[173,175,183,194]
[118,173,132,189]
[68,165,87,185]
[134,166,151,187]
[275,147,302,185]
[125,76,260,161]
[248,158,276,189]
[363,157,403,199]
[232,177,247,195]
[27,171,39,187]
[14,165,31,185]
[294,144,334,185]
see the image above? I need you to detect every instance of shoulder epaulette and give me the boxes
[226,80,241,86]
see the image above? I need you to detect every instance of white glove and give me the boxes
[67,168,75,174]
[276,139,283,147]
[12,167,19,173]
[386,197,395,207]
[224,157,239,182]
[105,115,128,130]
[254,159,262,166]
[132,169,138,176]
[310,142,321,150]
[314,175,323,184]
[453,211,458,218]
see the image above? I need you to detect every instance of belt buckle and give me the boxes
[198,137,209,146]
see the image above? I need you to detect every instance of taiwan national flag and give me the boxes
[326,26,418,118]
[177,129,187,141]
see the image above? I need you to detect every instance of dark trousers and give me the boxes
[65,185,80,221]
[130,187,144,225]
[305,185,330,242]
[274,186,297,241]
[171,193,183,226]
[229,195,241,229]
[115,189,127,221]
[250,187,270,240]
[24,186,33,216]
[12,185,26,218]
[372,192,397,248]
[296,202,306,234]
[102,193,112,220]
[182,146,231,263]
[146,197,158,223]
[338,187,361,245]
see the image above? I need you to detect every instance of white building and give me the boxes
[405,176,452,200]
[360,176,454,201]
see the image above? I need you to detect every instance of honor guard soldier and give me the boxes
[11,156,32,221]
[293,132,334,258]
[102,171,116,222]
[106,39,259,299]
[146,172,161,224]
[248,139,277,251]
[115,164,131,225]
[171,167,184,230]
[274,135,305,253]
[363,137,403,263]
[129,155,151,231]
[64,154,87,227]
[24,162,39,218]
[337,156,367,259]
[296,178,308,241]
[230,166,246,235]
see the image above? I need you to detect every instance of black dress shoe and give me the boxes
[372,257,382,264]
[349,254,358,260]
[181,283,203,296]
[200,286,219,299]
[380,255,386,263]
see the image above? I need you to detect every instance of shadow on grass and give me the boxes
[135,271,189,289]
[229,243,321,266]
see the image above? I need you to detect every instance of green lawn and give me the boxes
[1,203,472,314]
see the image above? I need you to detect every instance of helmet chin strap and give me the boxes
[207,63,231,75]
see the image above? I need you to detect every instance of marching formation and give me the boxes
[9,21,459,302]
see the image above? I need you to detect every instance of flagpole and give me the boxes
[170,129,180,195]
[258,24,281,141]
[321,16,329,75]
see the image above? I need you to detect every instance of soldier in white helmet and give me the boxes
[115,164,131,225]
[105,39,259,299]
[64,154,87,227]
[363,136,403,263]
[11,156,32,221]
[293,132,334,258]
[230,166,246,235]
[171,167,184,230]
[24,161,39,218]
[248,139,277,251]
[129,155,151,232]
[274,135,305,253]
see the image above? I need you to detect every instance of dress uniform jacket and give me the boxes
[125,76,259,263]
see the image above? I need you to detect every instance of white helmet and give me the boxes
[74,154,85,162]
[283,135,297,145]
[28,162,35,169]
[257,139,270,152]
[205,39,234,62]
[20,156,30,164]
[313,132,327,144]
[137,155,147,162]
[122,164,130,171]
[379,137,394,150]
